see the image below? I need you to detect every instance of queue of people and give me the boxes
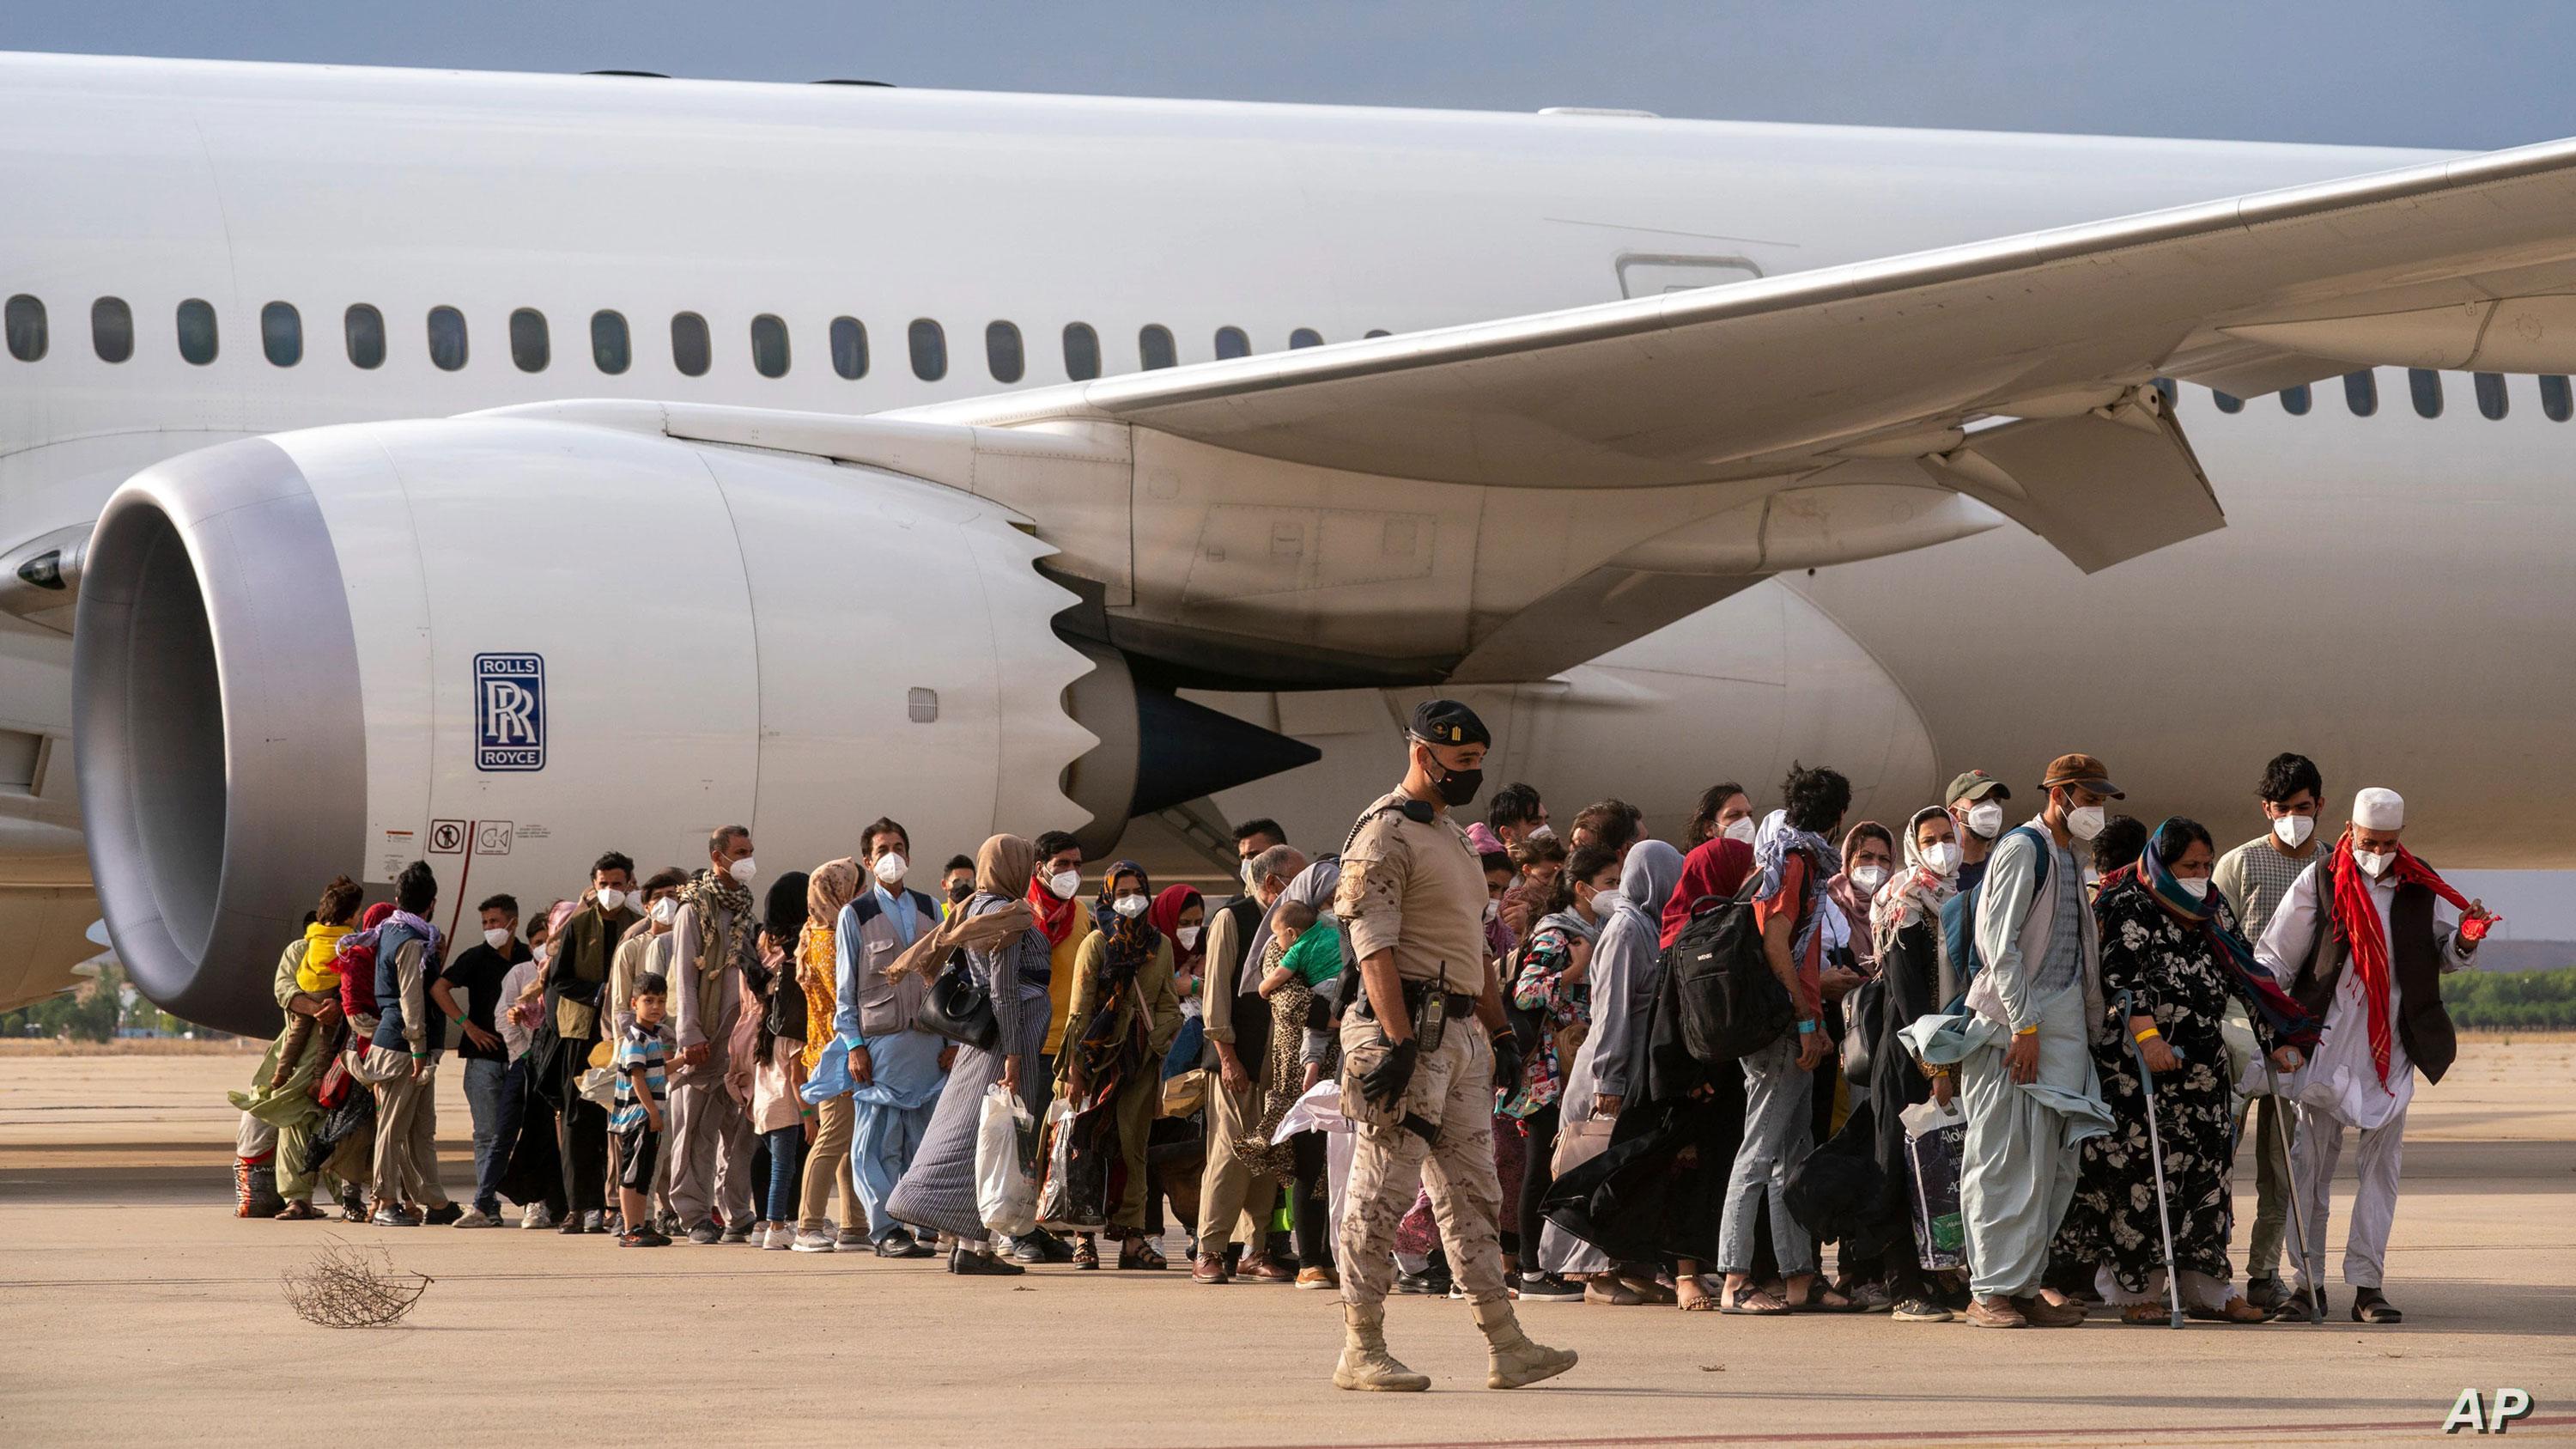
[225,718,2494,1387]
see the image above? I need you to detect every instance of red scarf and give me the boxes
[2327,827,2470,1089]
[1028,877,1081,947]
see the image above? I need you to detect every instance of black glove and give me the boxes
[1358,1037,1419,1110]
[1489,1035,1523,1095]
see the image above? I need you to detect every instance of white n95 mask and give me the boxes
[483,927,512,950]
[1921,841,1961,876]
[873,853,908,886]
[727,856,758,885]
[2066,805,2106,842]
[2273,815,2314,849]
[1111,894,1149,919]
[2177,877,2211,900]
[1965,801,2005,839]
[1048,868,1083,900]
[1722,818,1758,845]
[595,887,627,914]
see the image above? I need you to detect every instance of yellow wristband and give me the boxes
[2133,1026,2161,1043]
[2013,1025,2038,1038]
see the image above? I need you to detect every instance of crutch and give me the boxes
[2259,1052,2324,1324]
[2117,989,2186,1330]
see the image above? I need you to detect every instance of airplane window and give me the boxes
[1139,324,1176,370]
[2542,374,2573,423]
[829,316,867,379]
[261,302,301,367]
[2212,390,2243,414]
[2474,372,2508,421]
[2279,384,2309,416]
[344,305,386,369]
[510,308,550,373]
[2409,368,2442,418]
[986,320,1024,383]
[176,298,218,365]
[908,319,946,381]
[2343,369,2376,417]
[5,295,46,362]
[1062,322,1100,381]
[591,310,629,374]
[427,306,469,372]
[1214,326,1249,359]
[750,314,790,378]
[91,297,133,363]
[1364,329,1390,338]
[1291,328,1323,350]
[671,312,711,377]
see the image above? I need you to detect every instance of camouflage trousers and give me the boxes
[1337,1014,1509,1309]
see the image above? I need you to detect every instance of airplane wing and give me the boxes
[901,134,2576,572]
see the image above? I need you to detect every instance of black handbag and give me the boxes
[913,948,999,1050]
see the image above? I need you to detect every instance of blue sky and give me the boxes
[5,0,2569,935]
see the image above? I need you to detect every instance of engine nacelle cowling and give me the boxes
[76,417,1211,1032]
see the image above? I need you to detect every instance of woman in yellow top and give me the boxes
[793,859,863,1250]
[1054,860,1183,1269]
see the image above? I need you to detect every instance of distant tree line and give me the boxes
[2447,968,2576,1029]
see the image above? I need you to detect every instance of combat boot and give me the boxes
[1471,1296,1578,1390]
[1333,1303,1431,1391]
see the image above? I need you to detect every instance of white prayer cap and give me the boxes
[2354,787,2405,831]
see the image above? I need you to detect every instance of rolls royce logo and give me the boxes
[474,653,545,771]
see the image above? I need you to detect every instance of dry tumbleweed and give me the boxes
[281,1234,434,1327]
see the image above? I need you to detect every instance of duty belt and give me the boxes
[1354,978,1476,1030]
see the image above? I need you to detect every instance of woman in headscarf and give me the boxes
[791,858,864,1251]
[1828,823,1896,976]
[2052,817,2313,1324]
[884,835,1045,1275]
[1500,843,1615,1301]
[1054,860,1183,1269]
[1149,885,1206,1008]
[1534,840,1704,1306]
[1863,806,1966,1320]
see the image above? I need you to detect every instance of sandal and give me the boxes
[1791,1281,1855,1312]
[1675,1276,1721,1312]
[1620,1273,1677,1305]
[2186,1296,2268,1324]
[1720,1285,1789,1315]
[2121,1303,2171,1325]
[1117,1240,1168,1270]
[1583,1278,1645,1306]
[1072,1236,1100,1270]
[273,1200,319,1221]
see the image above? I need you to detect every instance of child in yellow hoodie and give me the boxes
[270,877,365,1089]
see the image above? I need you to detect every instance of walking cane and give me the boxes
[2258,1053,2324,1324]
[2116,989,2187,1330]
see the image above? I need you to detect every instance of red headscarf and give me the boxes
[2328,825,2470,1089]
[1661,837,1755,949]
[1148,885,1204,976]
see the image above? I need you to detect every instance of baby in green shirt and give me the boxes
[1261,900,1344,996]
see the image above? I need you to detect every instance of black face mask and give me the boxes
[946,880,974,904]
[1432,764,1484,808]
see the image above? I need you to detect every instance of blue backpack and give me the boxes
[1939,825,2053,1011]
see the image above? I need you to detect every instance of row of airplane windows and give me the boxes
[0,293,1387,383]
[5,292,2573,422]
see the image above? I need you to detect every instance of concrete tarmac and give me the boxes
[3,1040,2573,1447]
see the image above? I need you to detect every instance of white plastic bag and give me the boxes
[1899,1096,1965,1140]
[975,1082,1041,1239]
[1032,1099,1078,1227]
[1273,1080,1356,1239]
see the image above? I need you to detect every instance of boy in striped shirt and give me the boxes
[614,974,673,1247]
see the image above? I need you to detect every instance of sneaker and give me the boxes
[2245,1275,2287,1312]
[453,1208,496,1229]
[1892,1296,1953,1322]
[619,1228,672,1247]
[558,1215,586,1234]
[719,1222,753,1245]
[583,1210,610,1234]
[836,1226,871,1248]
[1448,1280,1467,1300]
[1846,1281,1894,1312]
[762,1224,793,1250]
[1295,1265,1340,1291]
[688,1221,723,1245]
[1516,1273,1583,1303]
[520,1204,556,1230]
[421,1202,463,1227]
[1393,1269,1440,1296]
[791,1230,838,1254]
[369,1208,417,1227]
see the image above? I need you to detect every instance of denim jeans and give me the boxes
[461,1056,507,1215]
[1716,1035,1817,1277]
[762,1124,805,1223]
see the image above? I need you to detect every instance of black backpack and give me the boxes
[1662,874,1796,1065]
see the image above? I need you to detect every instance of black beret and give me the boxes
[1407,698,1490,749]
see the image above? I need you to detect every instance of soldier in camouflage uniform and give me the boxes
[1330,699,1577,1392]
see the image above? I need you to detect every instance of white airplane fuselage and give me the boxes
[0,53,2565,1019]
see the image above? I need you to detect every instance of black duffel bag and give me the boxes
[1662,875,1795,1065]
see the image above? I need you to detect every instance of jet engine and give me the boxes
[74,418,1311,1033]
